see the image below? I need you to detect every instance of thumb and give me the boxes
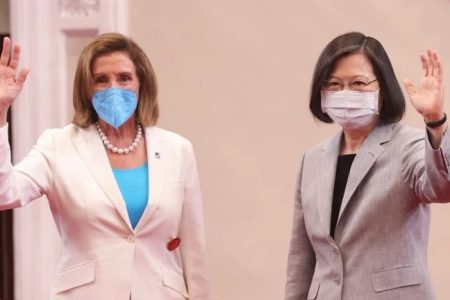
[403,79,416,98]
[16,67,30,85]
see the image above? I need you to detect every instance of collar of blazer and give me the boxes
[72,124,169,231]
[316,123,395,237]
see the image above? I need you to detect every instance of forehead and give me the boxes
[330,52,375,78]
[92,51,136,74]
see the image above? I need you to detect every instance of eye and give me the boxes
[352,80,368,87]
[324,80,342,90]
[118,74,132,82]
[94,76,108,84]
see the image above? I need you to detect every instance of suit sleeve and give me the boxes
[284,155,316,300]
[179,141,211,299]
[0,124,53,210]
[402,129,450,203]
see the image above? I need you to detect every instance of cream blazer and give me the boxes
[0,124,210,300]
[285,123,450,300]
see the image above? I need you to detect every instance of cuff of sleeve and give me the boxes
[0,122,8,131]
[0,123,11,162]
[425,129,450,175]
[0,123,9,138]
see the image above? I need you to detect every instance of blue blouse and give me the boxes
[112,163,149,229]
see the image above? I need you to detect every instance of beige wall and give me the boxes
[129,1,450,299]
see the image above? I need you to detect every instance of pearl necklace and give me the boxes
[95,122,143,155]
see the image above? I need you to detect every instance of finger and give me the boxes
[427,48,435,77]
[432,50,443,82]
[420,54,428,77]
[0,37,11,65]
[16,68,30,85]
[8,44,21,70]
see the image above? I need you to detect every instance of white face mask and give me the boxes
[321,90,379,130]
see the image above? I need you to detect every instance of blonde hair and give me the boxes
[72,32,159,127]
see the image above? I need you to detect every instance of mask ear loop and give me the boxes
[134,90,141,124]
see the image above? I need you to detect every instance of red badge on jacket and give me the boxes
[167,237,181,251]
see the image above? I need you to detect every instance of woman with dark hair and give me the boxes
[0,33,210,299]
[285,32,449,299]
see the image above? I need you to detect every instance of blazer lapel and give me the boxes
[134,127,167,230]
[317,132,342,234]
[337,123,393,221]
[72,125,132,229]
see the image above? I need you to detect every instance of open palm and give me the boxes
[404,49,444,121]
[0,37,29,107]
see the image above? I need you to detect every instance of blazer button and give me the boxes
[126,235,135,243]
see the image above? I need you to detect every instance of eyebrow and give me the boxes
[92,71,134,77]
[327,75,372,80]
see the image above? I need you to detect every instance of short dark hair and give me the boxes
[309,32,405,123]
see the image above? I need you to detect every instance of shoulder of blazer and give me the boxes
[42,124,192,144]
[390,122,423,142]
[40,125,196,155]
[31,124,79,152]
[304,130,342,157]
[144,126,194,148]
[37,124,89,142]
[304,122,401,158]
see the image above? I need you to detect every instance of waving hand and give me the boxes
[404,49,446,147]
[0,37,29,125]
[404,49,444,122]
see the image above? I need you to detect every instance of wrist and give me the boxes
[0,105,10,127]
[423,111,445,123]
[425,113,447,128]
[0,112,8,126]
[426,121,447,150]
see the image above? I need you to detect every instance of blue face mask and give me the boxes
[92,87,138,129]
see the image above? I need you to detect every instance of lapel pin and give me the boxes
[167,237,181,251]
[155,152,160,159]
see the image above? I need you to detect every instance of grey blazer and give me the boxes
[285,123,450,300]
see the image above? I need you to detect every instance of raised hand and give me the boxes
[404,49,444,123]
[0,37,29,124]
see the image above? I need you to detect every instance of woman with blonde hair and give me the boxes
[0,33,210,299]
